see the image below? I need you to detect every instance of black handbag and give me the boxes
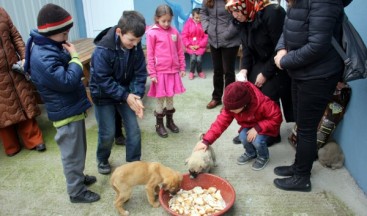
[331,14,367,82]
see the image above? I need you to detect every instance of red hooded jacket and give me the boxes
[203,82,282,144]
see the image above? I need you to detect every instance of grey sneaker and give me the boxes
[252,157,269,171]
[98,161,111,175]
[237,153,256,165]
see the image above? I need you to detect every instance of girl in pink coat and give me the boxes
[182,8,208,80]
[146,4,186,138]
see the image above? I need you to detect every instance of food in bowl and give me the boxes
[168,186,226,215]
[159,173,236,216]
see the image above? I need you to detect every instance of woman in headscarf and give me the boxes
[226,0,293,146]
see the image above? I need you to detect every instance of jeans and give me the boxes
[238,128,269,159]
[209,45,239,101]
[94,103,141,163]
[292,73,340,175]
[189,54,202,73]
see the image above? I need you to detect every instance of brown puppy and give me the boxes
[110,161,182,216]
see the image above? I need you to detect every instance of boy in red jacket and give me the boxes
[193,81,282,170]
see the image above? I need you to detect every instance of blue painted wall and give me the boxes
[135,0,201,31]
[75,0,87,38]
[334,0,367,194]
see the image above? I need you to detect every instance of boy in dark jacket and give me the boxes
[89,11,147,175]
[193,81,282,171]
[25,4,99,203]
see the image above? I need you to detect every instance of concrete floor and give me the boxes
[1,71,367,216]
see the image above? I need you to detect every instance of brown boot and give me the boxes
[164,108,179,133]
[154,111,168,138]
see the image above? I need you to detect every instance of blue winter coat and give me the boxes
[89,26,147,105]
[27,29,91,121]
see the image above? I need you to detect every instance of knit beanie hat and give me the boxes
[37,4,73,36]
[223,81,252,110]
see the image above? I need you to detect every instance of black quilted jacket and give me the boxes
[276,0,345,80]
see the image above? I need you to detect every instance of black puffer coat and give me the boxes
[276,0,345,80]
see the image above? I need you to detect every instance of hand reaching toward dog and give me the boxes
[193,141,208,152]
[126,93,144,119]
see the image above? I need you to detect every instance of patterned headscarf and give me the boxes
[225,0,265,22]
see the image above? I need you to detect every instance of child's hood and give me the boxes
[93,26,117,50]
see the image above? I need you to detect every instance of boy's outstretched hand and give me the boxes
[127,93,145,119]
[193,141,208,152]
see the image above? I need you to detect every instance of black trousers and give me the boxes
[209,45,239,101]
[292,73,340,175]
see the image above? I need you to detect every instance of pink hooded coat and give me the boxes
[181,17,208,55]
[146,24,186,78]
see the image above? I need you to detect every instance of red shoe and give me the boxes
[189,72,194,80]
[198,72,206,79]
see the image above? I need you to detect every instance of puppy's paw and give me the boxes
[152,201,160,208]
[121,210,129,216]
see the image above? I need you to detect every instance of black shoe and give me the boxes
[274,165,295,176]
[267,135,281,147]
[34,143,46,152]
[232,135,241,144]
[115,135,126,145]
[98,161,111,175]
[274,175,311,192]
[84,175,97,186]
[70,190,100,203]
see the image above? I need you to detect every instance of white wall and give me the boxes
[82,0,134,38]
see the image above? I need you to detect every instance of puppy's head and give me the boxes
[186,151,210,178]
[162,171,182,194]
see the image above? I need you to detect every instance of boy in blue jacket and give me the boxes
[25,4,99,203]
[89,11,147,174]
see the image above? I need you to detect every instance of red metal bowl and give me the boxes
[159,173,236,216]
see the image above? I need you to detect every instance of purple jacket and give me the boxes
[181,17,208,55]
[146,24,186,78]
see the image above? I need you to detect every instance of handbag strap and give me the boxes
[331,13,352,66]
[331,36,351,66]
